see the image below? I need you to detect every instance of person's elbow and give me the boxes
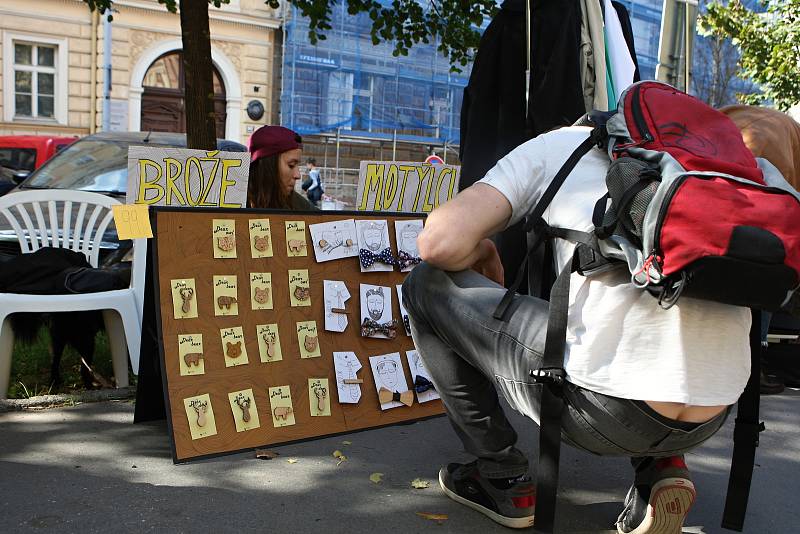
[417,222,465,267]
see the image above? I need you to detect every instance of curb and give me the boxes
[0,386,136,412]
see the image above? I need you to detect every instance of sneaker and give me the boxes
[438,461,535,529]
[616,456,696,534]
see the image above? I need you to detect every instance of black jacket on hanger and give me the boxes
[458,0,585,288]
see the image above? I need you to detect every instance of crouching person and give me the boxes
[401,125,750,532]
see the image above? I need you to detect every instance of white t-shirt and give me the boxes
[480,126,751,406]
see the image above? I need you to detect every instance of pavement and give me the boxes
[1,390,798,534]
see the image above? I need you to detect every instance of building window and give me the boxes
[3,33,68,124]
[12,42,57,119]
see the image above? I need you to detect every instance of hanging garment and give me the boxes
[611,1,641,83]
[459,0,585,287]
[459,0,585,188]
[603,0,637,103]
[579,0,609,111]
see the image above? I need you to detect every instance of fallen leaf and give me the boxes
[369,472,384,484]
[416,512,448,522]
[332,450,344,458]
[332,450,348,465]
[255,449,280,460]
[287,458,299,464]
[342,440,352,445]
[411,478,430,489]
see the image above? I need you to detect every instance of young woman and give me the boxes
[247,125,316,210]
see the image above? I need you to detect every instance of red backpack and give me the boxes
[494,81,800,533]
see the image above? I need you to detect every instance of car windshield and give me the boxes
[21,136,246,195]
[24,139,132,194]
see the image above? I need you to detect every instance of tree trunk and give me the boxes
[179,0,217,150]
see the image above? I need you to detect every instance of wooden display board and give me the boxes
[150,207,443,462]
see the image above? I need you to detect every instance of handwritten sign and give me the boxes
[356,161,460,213]
[127,146,250,207]
[112,204,153,239]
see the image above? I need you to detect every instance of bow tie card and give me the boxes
[333,351,363,404]
[360,284,395,339]
[369,353,411,410]
[356,219,394,272]
[324,280,350,332]
[309,219,359,262]
[407,350,440,403]
[394,219,424,272]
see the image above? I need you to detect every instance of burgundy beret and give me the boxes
[248,125,302,163]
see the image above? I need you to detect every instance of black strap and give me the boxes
[494,129,605,321]
[531,251,581,533]
[594,178,652,240]
[721,309,764,531]
[524,128,607,232]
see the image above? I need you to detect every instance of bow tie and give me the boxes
[397,250,422,269]
[361,318,398,339]
[359,247,397,268]
[378,387,414,407]
[402,315,411,336]
[414,375,435,393]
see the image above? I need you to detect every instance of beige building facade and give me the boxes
[0,0,282,145]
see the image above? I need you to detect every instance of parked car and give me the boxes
[0,135,77,195]
[0,131,247,264]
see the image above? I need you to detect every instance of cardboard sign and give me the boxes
[127,146,250,207]
[356,161,460,213]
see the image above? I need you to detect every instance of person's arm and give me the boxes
[417,183,511,278]
[417,134,550,283]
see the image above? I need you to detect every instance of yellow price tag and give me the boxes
[112,204,153,240]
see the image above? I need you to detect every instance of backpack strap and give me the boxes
[721,310,765,531]
[493,127,607,321]
[531,250,582,533]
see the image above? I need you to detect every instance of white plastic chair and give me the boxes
[0,190,147,398]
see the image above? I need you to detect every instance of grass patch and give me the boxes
[8,321,135,399]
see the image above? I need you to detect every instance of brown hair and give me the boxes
[247,155,292,209]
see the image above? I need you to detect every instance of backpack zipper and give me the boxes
[630,85,654,143]
[651,174,689,262]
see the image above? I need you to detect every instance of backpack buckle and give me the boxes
[529,367,566,386]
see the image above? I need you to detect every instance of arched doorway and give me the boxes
[140,51,227,138]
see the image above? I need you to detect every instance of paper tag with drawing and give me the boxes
[308,378,331,417]
[396,285,411,336]
[355,219,394,272]
[220,326,248,367]
[178,333,204,376]
[249,218,273,258]
[369,353,411,411]
[212,219,237,259]
[288,269,311,307]
[333,351,362,404]
[228,388,261,432]
[256,323,282,362]
[360,284,393,339]
[406,350,440,403]
[213,275,238,316]
[250,272,273,310]
[184,393,217,440]
[296,321,321,359]
[309,219,358,262]
[268,385,296,428]
[324,280,350,332]
[171,278,198,319]
[285,220,308,257]
[394,219,424,272]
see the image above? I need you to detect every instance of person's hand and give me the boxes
[471,239,504,286]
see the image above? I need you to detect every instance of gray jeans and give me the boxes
[402,263,729,478]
